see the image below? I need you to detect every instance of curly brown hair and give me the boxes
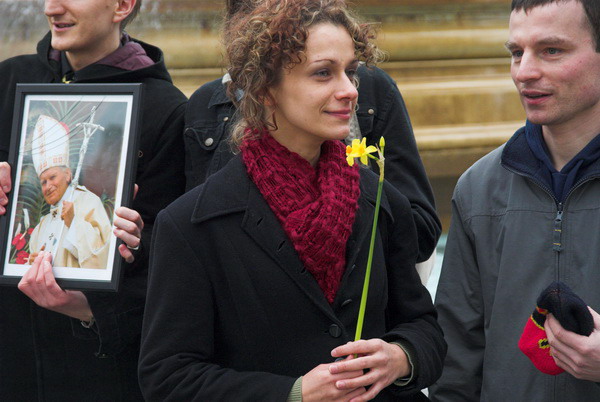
[224,0,383,147]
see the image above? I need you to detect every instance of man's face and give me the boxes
[44,0,124,67]
[39,167,71,206]
[507,1,600,131]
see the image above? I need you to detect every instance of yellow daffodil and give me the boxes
[345,138,377,166]
[352,136,386,342]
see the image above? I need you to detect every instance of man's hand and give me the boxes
[114,184,143,263]
[61,200,74,227]
[546,307,600,381]
[329,339,410,402]
[18,251,93,322]
[0,162,11,215]
[302,355,367,402]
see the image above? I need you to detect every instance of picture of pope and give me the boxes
[27,115,112,269]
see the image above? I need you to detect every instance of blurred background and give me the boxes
[0,0,524,247]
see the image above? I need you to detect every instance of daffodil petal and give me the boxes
[360,154,369,165]
[365,145,377,154]
[347,156,355,166]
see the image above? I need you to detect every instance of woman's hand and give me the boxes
[302,355,367,402]
[329,339,409,401]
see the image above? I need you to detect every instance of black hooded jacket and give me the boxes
[0,33,187,401]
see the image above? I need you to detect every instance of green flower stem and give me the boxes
[354,157,385,341]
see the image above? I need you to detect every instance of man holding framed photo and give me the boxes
[0,0,186,400]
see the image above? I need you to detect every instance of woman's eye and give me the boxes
[315,69,330,77]
[346,69,357,79]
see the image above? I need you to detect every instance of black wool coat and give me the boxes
[139,156,446,401]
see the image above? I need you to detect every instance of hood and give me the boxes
[36,31,173,84]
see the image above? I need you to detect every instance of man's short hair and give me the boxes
[122,0,142,30]
[511,0,600,52]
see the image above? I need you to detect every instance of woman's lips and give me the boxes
[325,109,352,119]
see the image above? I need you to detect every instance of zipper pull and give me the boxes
[553,203,563,252]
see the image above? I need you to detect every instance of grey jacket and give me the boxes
[429,128,600,401]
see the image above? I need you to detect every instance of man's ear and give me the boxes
[113,0,136,24]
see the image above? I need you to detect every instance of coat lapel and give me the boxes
[193,156,338,321]
[242,183,339,321]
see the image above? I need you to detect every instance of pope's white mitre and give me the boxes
[31,115,69,177]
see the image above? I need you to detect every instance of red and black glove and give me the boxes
[518,281,593,375]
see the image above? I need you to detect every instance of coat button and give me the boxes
[204,137,214,146]
[223,116,229,122]
[329,324,342,338]
[368,108,375,115]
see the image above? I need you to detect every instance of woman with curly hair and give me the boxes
[139,0,445,400]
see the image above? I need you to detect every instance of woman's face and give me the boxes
[268,22,359,160]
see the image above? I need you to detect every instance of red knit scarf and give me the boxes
[241,133,360,303]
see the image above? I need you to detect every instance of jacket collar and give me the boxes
[502,123,600,190]
[207,77,233,109]
[191,156,249,223]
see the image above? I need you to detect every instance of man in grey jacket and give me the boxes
[430,0,600,400]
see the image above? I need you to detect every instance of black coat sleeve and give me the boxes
[377,181,446,394]
[357,66,441,262]
[0,60,15,163]
[0,55,57,162]
[139,209,296,401]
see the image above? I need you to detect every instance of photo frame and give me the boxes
[0,83,142,291]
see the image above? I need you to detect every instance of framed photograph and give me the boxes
[0,84,142,291]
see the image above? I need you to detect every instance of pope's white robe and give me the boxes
[29,186,112,269]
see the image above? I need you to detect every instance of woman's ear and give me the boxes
[262,90,276,108]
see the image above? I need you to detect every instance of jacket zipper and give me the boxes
[553,203,563,285]
[501,166,600,263]
[553,203,563,252]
